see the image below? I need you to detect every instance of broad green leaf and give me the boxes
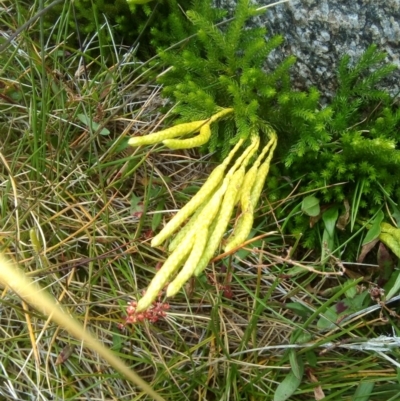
[363,210,384,245]
[321,207,339,261]
[77,113,110,136]
[305,351,317,367]
[109,138,130,153]
[385,270,400,300]
[274,367,303,401]
[77,114,92,125]
[152,200,165,232]
[322,206,339,238]
[296,332,312,344]
[285,302,310,319]
[347,291,369,310]
[390,202,400,226]
[289,351,304,380]
[384,270,400,298]
[351,381,374,401]
[291,328,312,345]
[182,185,203,195]
[301,195,320,217]
[318,291,369,330]
[345,279,357,299]
[316,305,338,330]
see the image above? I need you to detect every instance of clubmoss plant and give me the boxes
[279,45,399,205]
[127,0,400,308]
[128,0,293,310]
[270,45,400,254]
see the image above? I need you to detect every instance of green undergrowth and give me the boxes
[0,0,400,400]
[153,0,400,262]
[42,0,194,60]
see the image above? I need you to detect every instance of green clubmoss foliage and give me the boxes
[153,0,399,256]
[157,0,295,156]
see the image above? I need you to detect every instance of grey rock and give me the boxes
[217,0,400,100]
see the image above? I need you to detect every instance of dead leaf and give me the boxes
[55,345,75,365]
[306,368,325,400]
[357,238,379,264]
[336,199,350,231]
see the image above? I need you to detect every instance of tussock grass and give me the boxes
[1,1,400,400]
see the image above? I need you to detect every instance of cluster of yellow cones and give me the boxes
[128,109,277,311]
